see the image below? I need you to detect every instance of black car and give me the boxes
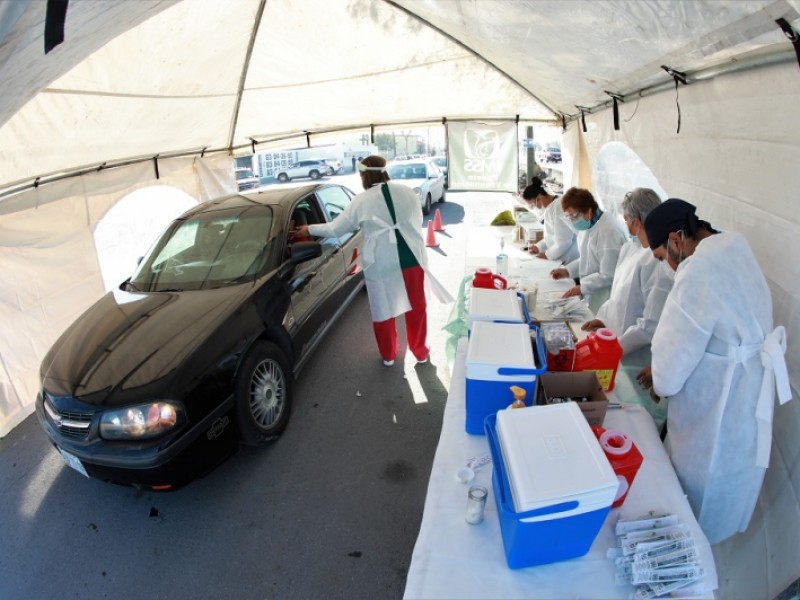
[36,183,364,490]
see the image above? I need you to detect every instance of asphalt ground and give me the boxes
[0,179,516,600]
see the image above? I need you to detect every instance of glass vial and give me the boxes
[465,485,488,524]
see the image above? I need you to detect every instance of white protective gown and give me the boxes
[308,182,452,322]
[536,196,579,264]
[595,239,674,367]
[565,212,626,313]
[651,232,791,544]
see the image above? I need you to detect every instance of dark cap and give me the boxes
[643,198,700,249]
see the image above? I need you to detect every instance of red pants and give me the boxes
[372,266,429,362]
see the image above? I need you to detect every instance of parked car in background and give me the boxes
[325,159,342,175]
[235,167,260,191]
[36,183,364,490]
[431,155,448,188]
[386,158,445,215]
[275,159,331,182]
[544,146,562,163]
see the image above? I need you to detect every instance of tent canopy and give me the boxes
[2,0,799,192]
[1,2,800,598]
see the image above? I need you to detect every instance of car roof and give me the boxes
[181,184,348,218]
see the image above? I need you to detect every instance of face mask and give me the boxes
[572,217,591,231]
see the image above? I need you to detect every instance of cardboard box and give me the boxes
[537,371,608,427]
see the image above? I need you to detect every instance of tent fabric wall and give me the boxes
[0,155,232,437]
[560,60,800,598]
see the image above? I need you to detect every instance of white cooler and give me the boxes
[467,288,525,333]
[485,402,618,568]
[465,321,544,434]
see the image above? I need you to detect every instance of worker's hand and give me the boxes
[295,225,309,237]
[561,285,582,299]
[528,244,539,254]
[551,267,569,280]
[581,318,605,332]
[636,367,653,390]
[535,252,548,259]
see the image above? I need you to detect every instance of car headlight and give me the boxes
[413,186,422,196]
[100,402,183,440]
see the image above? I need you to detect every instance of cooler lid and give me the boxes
[466,321,534,368]
[468,288,523,324]
[495,403,618,514]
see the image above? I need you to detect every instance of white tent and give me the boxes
[1,0,799,596]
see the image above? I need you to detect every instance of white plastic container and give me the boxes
[467,288,524,333]
[465,321,543,434]
[484,403,619,568]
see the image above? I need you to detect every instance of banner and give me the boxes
[446,121,518,192]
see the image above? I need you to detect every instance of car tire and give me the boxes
[439,187,446,203]
[423,193,432,215]
[277,173,289,183]
[310,170,320,180]
[327,167,335,176]
[235,341,292,446]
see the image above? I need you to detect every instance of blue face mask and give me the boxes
[572,217,591,231]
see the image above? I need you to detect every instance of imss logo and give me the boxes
[463,129,501,173]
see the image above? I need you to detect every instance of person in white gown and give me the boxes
[550,187,626,313]
[522,178,578,264]
[581,188,673,368]
[640,198,791,544]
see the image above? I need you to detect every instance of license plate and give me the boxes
[58,448,89,478]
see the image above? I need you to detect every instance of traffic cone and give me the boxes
[433,208,445,232]
[426,220,438,247]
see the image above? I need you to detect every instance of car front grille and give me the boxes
[44,396,94,439]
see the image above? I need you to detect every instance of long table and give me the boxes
[403,339,718,599]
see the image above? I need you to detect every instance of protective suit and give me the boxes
[536,196,579,264]
[308,182,452,323]
[651,232,791,544]
[564,212,626,313]
[595,239,674,367]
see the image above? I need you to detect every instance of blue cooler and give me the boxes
[465,321,546,434]
[467,288,529,334]
[485,403,619,569]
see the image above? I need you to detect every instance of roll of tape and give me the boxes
[600,430,632,455]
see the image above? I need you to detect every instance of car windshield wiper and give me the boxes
[157,288,184,292]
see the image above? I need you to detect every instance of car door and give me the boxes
[427,161,444,200]
[315,184,361,290]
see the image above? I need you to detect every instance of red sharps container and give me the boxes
[573,328,623,391]
[591,427,643,508]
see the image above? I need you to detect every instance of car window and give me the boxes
[316,186,353,221]
[130,206,273,291]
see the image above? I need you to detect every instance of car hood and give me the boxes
[42,284,254,402]
[393,178,427,188]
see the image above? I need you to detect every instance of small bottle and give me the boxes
[508,385,526,409]
[465,485,488,524]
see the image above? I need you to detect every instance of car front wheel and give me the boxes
[423,193,432,215]
[235,341,292,446]
[277,173,289,183]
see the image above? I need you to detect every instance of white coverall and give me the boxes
[651,232,791,544]
[308,182,452,322]
[564,212,626,313]
[595,239,674,367]
[536,196,579,264]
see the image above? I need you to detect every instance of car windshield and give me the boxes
[433,157,447,168]
[129,205,274,292]
[236,169,254,180]
[387,163,426,180]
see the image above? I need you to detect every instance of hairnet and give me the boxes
[643,198,700,249]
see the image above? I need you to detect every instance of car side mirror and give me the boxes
[290,241,323,264]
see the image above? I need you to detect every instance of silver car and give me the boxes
[386,159,446,215]
[275,160,330,183]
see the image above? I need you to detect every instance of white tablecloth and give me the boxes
[403,339,718,599]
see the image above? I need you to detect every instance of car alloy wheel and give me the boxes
[235,341,292,445]
[309,170,320,179]
[278,173,288,182]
